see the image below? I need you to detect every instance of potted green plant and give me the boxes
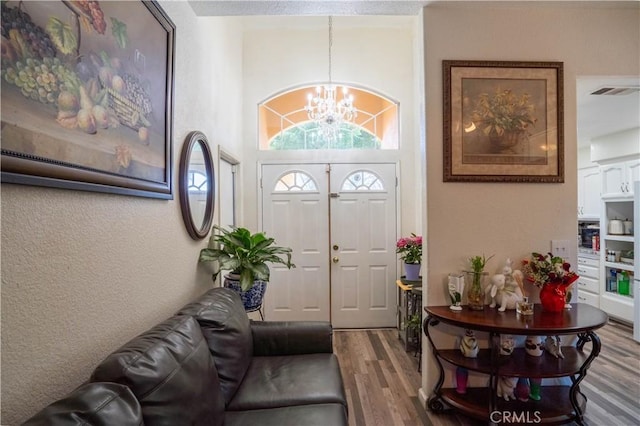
[199,225,296,311]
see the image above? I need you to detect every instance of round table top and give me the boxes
[425,304,608,335]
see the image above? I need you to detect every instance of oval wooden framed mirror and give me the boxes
[179,131,215,240]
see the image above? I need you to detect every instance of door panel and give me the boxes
[261,164,330,321]
[330,163,397,328]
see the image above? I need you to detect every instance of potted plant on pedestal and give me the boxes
[198,225,295,314]
[396,233,422,281]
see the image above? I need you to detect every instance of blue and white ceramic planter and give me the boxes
[224,274,268,312]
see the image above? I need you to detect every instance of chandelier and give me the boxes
[305,16,357,134]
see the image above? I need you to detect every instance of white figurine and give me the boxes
[460,329,479,358]
[525,336,545,357]
[448,274,464,311]
[496,376,519,401]
[499,334,515,356]
[488,258,524,312]
[545,335,564,359]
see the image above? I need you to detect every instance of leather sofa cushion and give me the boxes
[227,353,347,411]
[250,320,333,356]
[22,382,143,426]
[177,287,252,404]
[90,315,225,426]
[223,403,348,426]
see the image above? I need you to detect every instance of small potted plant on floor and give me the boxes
[199,225,295,312]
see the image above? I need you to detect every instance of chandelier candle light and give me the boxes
[305,16,357,135]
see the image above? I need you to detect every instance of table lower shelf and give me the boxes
[437,348,588,378]
[433,386,586,424]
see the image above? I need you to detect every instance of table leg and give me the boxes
[571,331,601,425]
[423,315,448,413]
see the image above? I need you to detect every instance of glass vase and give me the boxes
[464,271,487,310]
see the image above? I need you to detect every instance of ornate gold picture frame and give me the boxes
[1,1,175,198]
[443,60,564,183]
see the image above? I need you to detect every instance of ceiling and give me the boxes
[189,1,640,148]
[188,1,431,16]
[576,77,640,147]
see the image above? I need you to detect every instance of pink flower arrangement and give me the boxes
[396,234,422,264]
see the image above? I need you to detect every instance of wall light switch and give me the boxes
[551,240,573,260]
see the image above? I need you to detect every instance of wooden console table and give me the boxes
[423,304,608,425]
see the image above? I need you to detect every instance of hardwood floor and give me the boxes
[333,320,639,426]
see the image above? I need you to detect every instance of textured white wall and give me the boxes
[422,0,639,400]
[0,3,244,423]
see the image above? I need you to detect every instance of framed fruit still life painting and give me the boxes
[1,0,175,198]
[443,60,564,183]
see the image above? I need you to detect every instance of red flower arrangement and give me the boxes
[522,252,578,287]
[522,252,579,312]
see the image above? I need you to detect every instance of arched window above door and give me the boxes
[259,85,398,150]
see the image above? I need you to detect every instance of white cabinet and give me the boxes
[577,255,600,307]
[578,166,601,218]
[601,159,640,199]
[599,199,635,323]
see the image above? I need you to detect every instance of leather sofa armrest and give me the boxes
[250,321,333,356]
[21,382,143,426]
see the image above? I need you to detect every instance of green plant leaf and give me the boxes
[46,17,77,55]
[110,17,128,49]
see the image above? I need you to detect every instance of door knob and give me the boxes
[332,257,339,263]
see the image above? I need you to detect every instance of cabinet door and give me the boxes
[577,276,599,294]
[579,167,601,218]
[625,159,640,195]
[601,163,627,198]
[577,290,599,308]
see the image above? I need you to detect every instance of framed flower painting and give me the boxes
[443,60,564,183]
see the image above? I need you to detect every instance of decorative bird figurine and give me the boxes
[460,329,479,358]
[545,335,564,359]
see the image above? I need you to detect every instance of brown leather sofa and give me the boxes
[22,287,348,426]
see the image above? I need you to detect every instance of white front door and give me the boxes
[261,164,331,322]
[261,163,397,328]
[329,164,398,328]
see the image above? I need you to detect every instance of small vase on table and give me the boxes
[464,271,487,311]
[540,278,578,313]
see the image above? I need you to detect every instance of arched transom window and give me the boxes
[259,85,399,150]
